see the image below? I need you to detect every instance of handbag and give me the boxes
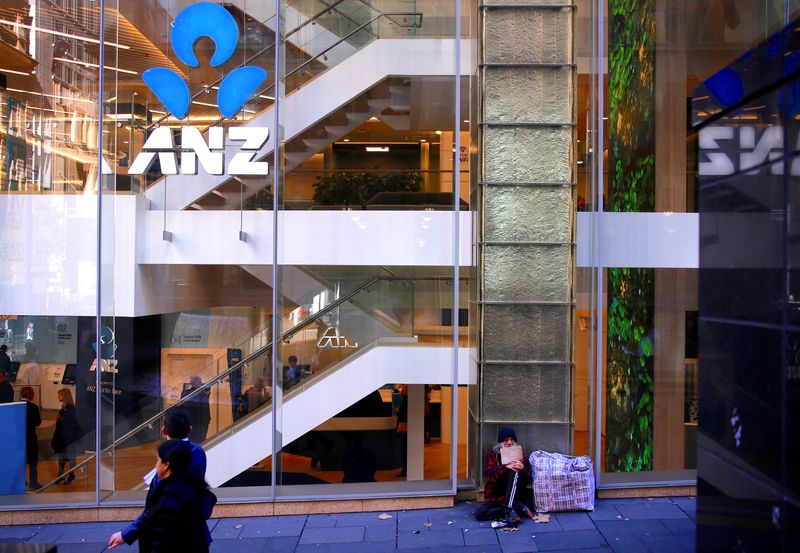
[529,450,595,512]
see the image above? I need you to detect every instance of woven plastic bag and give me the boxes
[529,450,595,512]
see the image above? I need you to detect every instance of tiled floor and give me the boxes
[0,497,696,553]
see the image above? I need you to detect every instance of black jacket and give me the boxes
[0,379,13,404]
[24,399,41,458]
[51,404,80,454]
[123,473,216,553]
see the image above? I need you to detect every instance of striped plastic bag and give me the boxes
[529,450,595,512]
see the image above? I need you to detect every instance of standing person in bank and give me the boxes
[0,344,11,379]
[107,440,216,553]
[20,386,42,489]
[181,376,211,443]
[0,370,13,404]
[51,388,80,485]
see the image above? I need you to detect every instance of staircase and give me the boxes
[205,342,468,486]
[144,36,456,212]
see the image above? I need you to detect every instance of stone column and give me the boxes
[475,0,575,484]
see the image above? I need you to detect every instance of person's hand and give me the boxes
[108,532,125,549]
[506,460,524,472]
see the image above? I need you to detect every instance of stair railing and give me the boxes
[35,274,381,493]
[198,9,422,133]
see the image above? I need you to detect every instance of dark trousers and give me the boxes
[27,448,39,486]
[475,471,524,521]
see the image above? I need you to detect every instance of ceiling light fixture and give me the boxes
[0,19,130,49]
[53,57,138,75]
[0,68,31,76]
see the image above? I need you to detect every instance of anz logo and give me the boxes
[699,125,800,177]
[129,2,270,177]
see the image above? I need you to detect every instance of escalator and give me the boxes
[36,275,467,492]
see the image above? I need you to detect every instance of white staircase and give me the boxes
[204,343,469,486]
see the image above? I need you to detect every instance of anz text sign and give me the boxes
[130,2,269,177]
[699,125,800,177]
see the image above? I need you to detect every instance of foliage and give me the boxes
[312,172,422,206]
[605,0,655,472]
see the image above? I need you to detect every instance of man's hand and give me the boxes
[108,531,125,549]
[505,459,524,472]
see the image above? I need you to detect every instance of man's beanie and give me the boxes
[498,426,517,443]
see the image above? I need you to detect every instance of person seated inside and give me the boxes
[474,426,534,526]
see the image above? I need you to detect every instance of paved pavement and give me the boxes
[0,496,696,552]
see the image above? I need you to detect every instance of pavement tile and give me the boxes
[25,525,69,544]
[364,522,397,542]
[659,518,696,536]
[499,541,539,553]
[299,526,366,544]
[52,526,118,544]
[397,527,464,549]
[335,512,398,527]
[295,543,397,553]
[640,534,695,553]
[238,516,306,538]
[541,549,611,553]
[587,506,621,521]
[49,543,107,553]
[552,513,595,531]
[532,529,608,551]
[521,519,564,533]
[463,527,499,546]
[614,504,688,521]
[0,525,40,539]
[306,514,338,528]
[210,537,274,552]
[595,498,673,506]
[496,527,540,551]
[595,520,671,540]
[412,547,504,553]
[670,498,696,519]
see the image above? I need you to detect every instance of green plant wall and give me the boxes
[606,0,655,472]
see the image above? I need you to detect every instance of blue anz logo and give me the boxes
[144,2,266,119]
[129,2,270,177]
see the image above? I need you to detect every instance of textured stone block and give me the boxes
[485,186,571,242]
[484,126,571,183]
[482,303,571,361]
[484,245,571,302]
[485,66,572,124]
[485,7,572,64]
[480,422,571,454]
[482,363,571,421]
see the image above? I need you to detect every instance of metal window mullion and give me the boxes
[450,0,462,497]
[269,0,283,502]
[95,0,108,507]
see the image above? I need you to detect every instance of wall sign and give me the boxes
[129,2,269,178]
[317,327,359,349]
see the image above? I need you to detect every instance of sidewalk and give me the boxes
[0,496,696,553]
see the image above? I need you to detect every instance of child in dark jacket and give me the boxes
[108,440,216,553]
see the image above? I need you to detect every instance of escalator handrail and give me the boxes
[34,274,379,492]
[198,10,422,133]
[34,273,458,492]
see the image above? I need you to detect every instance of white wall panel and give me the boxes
[576,212,698,268]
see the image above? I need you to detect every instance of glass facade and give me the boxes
[0,0,469,507]
[2,0,793,513]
